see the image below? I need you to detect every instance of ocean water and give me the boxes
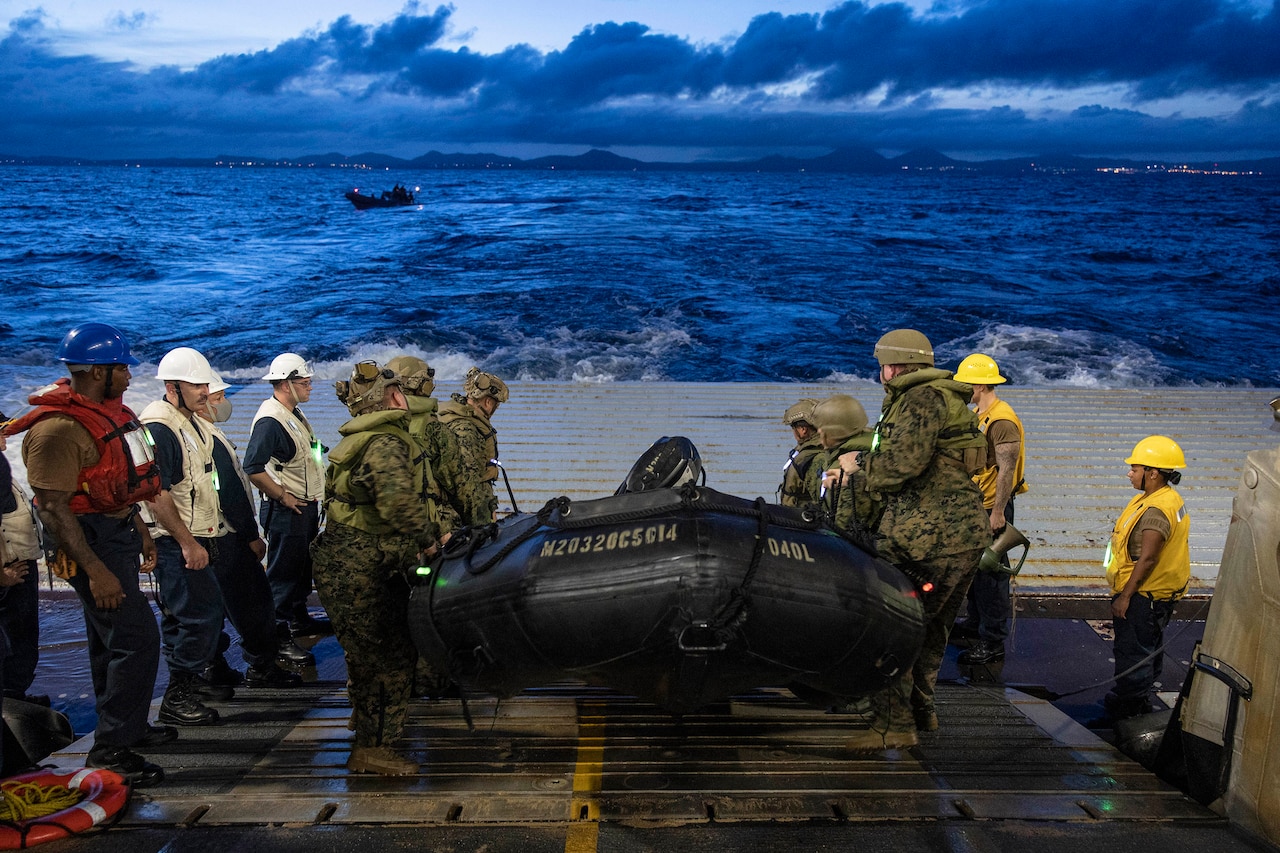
[0,164,1277,416]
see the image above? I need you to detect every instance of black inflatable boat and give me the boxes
[408,439,925,714]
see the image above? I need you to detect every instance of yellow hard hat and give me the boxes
[954,353,1007,385]
[1125,435,1186,470]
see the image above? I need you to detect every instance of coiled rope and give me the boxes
[0,780,84,822]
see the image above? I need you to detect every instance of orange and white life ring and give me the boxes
[0,766,129,849]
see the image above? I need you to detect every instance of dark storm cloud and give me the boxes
[1,0,1278,159]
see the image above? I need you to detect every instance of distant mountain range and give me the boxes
[2,147,1275,174]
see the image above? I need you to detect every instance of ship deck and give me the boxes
[21,383,1280,851]
[33,608,1276,852]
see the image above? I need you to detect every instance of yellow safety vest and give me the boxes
[972,398,1028,508]
[1105,485,1190,600]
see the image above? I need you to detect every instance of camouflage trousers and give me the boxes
[870,547,984,733]
[311,522,417,748]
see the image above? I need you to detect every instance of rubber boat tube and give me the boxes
[409,484,926,714]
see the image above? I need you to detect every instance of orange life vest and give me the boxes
[4,378,162,514]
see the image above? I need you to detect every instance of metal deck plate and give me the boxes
[62,681,1215,830]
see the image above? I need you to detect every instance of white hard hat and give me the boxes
[209,369,230,394]
[263,352,313,381]
[156,347,216,385]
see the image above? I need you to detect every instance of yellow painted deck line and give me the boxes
[566,701,606,853]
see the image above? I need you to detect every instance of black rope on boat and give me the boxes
[706,496,771,645]
[680,488,820,534]
[462,497,570,575]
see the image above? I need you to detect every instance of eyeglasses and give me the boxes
[290,378,313,387]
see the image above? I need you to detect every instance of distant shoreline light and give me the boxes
[0,149,1272,177]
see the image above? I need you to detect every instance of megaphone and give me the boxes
[978,523,1030,576]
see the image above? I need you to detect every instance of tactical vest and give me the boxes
[873,368,988,475]
[972,398,1029,507]
[4,378,161,514]
[439,394,499,483]
[140,400,226,539]
[251,397,325,501]
[810,432,878,533]
[1105,485,1191,600]
[324,409,427,536]
[779,435,823,507]
[403,395,443,528]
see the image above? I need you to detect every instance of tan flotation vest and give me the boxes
[1,483,41,564]
[251,397,325,501]
[140,400,226,538]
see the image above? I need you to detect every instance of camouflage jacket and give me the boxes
[863,369,990,564]
[438,394,499,520]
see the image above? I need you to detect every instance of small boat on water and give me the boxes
[344,185,417,209]
[409,437,925,714]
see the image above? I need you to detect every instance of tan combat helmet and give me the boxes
[464,367,509,402]
[782,398,819,427]
[873,329,934,367]
[386,355,436,398]
[335,360,402,416]
[810,394,869,443]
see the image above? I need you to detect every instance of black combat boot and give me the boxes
[159,672,221,726]
[245,663,304,687]
[957,639,1005,665]
[203,653,245,688]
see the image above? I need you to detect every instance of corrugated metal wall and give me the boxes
[220,382,1279,594]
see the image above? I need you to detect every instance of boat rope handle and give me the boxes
[705,497,771,642]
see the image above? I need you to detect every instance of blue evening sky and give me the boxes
[2,0,1278,161]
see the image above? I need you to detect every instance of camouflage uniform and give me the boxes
[803,432,877,537]
[438,393,499,521]
[862,368,990,732]
[311,417,434,749]
[779,434,823,507]
[405,395,491,535]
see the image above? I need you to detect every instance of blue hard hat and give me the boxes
[56,322,140,366]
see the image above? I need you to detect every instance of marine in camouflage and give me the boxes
[779,434,822,507]
[312,429,433,747]
[311,522,418,747]
[438,393,499,521]
[870,547,983,730]
[862,373,990,565]
[860,366,990,735]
